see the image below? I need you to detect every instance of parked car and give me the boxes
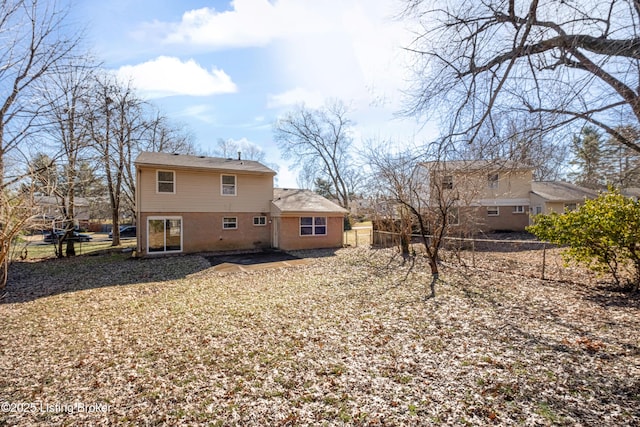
[109,225,136,239]
[44,230,92,243]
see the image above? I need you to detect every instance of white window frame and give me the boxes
[564,203,577,212]
[300,216,327,236]
[253,216,267,226]
[513,205,525,214]
[147,216,182,254]
[221,174,237,196]
[487,206,499,216]
[223,217,238,229]
[488,173,499,189]
[156,170,175,194]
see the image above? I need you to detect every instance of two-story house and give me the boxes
[417,160,534,232]
[135,152,347,256]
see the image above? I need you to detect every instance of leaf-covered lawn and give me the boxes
[0,248,638,425]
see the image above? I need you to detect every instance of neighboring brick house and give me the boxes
[135,152,346,256]
[417,160,535,232]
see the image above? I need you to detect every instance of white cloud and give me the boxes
[266,88,325,109]
[137,0,332,49]
[117,56,237,98]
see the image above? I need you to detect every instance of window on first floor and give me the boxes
[253,216,267,226]
[487,206,499,216]
[300,216,327,236]
[564,203,577,212]
[223,217,237,229]
[513,205,525,214]
[148,217,182,253]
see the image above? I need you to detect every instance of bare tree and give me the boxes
[211,137,279,173]
[274,100,357,209]
[456,113,568,180]
[366,144,462,298]
[40,60,95,257]
[0,0,80,290]
[403,0,640,153]
[88,75,145,246]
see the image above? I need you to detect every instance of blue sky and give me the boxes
[69,0,435,187]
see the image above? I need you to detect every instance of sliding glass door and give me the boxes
[148,217,182,253]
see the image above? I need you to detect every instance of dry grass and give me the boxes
[0,247,638,425]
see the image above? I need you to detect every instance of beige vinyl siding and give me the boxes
[138,166,273,213]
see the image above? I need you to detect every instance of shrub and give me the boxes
[527,190,640,291]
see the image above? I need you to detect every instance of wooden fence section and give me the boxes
[343,227,373,248]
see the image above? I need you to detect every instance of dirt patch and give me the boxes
[204,250,303,268]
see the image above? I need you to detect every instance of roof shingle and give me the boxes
[135,151,276,175]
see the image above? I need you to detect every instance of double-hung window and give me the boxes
[157,170,175,193]
[221,175,236,196]
[488,173,499,189]
[300,217,327,236]
[223,217,237,229]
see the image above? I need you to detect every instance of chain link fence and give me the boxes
[362,230,596,284]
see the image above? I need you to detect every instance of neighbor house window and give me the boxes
[253,216,267,226]
[487,206,499,216]
[147,217,182,253]
[221,175,236,196]
[488,173,499,189]
[157,170,175,193]
[513,205,525,214]
[300,217,327,236]
[534,205,543,215]
[442,175,453,190]
[564,203,577,211]
[223,217,237,229]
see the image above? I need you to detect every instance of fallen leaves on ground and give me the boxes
[0,247,638,425]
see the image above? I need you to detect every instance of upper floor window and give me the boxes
[488,173,499,189]
[442,175,453,190]
[221,174,236,196]
[157,170,175,193]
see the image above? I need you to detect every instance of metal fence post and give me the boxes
[541,243,546,280]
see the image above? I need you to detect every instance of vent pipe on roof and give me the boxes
[237,151,241,161]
